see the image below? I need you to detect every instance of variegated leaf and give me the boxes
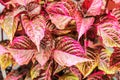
[26,2,41,17]
[87,71,110,80]
[0,45,8,55]
[0,54,12,70]
[54,50,91,67]
[8,49,36,65]
[30,64,41,79]
[110,48,120,67]
[86,0,103,16]
[46,2,72,29]
[10,36,36,49]
[59,73,79,80]
[98,48,116,74]
[22,15,45,51]
[77,17,94,40]
[76,47,99,78]
[55,36,85,56]
[97,16,120,47]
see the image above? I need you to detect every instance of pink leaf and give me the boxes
[86,0,103,16]
[77,17,95,40]
[54,50,92,67]
[9,49,36,65]
[0,45,8,55]
[22,15,45,51]
[36,47,51,66]
[46,2,72,29]
[112,0,120,3]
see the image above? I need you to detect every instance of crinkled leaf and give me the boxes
[55,36,85,56]
[22,15,45,51]
[110,48,120,67]
[54,50,91,67]
[77,17,94,40]
[46,2,72,29]
[0,45,8,55]
[59,73,79,80]
[76,47,99,78]
[30,64,41,79]
[98,48,116,74]
[9,49,36,65]
[26,2,41,17]
[10,36,36,49]
[97,16,120,47]
[84,0,103,16]
[0,54,12,69]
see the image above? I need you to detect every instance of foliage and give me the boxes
[0,0,120,80]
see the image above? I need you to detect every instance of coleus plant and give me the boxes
[0,0,120,80]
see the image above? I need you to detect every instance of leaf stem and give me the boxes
[1,68,6,79]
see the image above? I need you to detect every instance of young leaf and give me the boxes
[0,45,8,55]
[54,50,91,67]
[21,15,45,51]
[8,49,36,65]
[10,36,36,49]
[0,54,12,70]
[76,47,99,78]
[58,73,79,80]
[85,0,103,16]
[77,17,94,40]
[46,2,72,29]
[97,16,120,47]
[55,36,85,56]
[98,48,116,74]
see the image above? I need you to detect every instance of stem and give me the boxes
[105,0,109,10]
[1,29,3,41]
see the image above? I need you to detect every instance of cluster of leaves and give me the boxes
[0,0,120,80]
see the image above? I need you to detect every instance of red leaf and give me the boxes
[9,49,36,65]
[10,36,36,49]
[82,0,93,11]
[77,17,94,40]
[54,50,92,67]
[0,45,8,55]
[112,0,120,3]
[22,15,45,51]
[83,0,103,16]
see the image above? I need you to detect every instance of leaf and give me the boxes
[54,50,91,67]
[10,36,36,49]
[98,48,116,74]
[0,54,12,70]
[77,17,95,40]
[112,0,120,3]
[84,0,103,16]
[87,71,110,80]
[30,64,41,79]
[8,49,36,65]
[55,36,85,56]
[21,15,45,51]
[0,45,8,55]
[58,73,79,80]
[111,8,120,24]
[26,2,41,17]
[11,0,36,6]
[97,16,120,47]
[46,2,72,29]
[110,48,120,67]
[76,47,99,78]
